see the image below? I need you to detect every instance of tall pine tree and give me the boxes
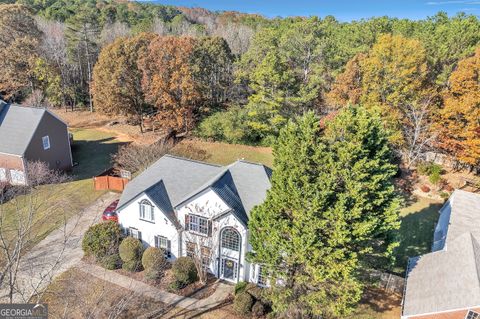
[248,106,400,318]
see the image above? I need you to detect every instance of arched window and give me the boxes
[139,199,154,222]
[221,228,240,251]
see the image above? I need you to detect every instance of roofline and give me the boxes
[23,110,47,156]
[43,108,69,127]
[0,151,23,157]
[163,154,222,168]
[402,304,480,318]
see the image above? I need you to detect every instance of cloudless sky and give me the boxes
[149,0,480,21]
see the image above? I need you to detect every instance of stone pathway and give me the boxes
[77,260,232,313]
[0,192,119,303]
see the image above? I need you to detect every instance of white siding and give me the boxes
[117,193,179,260]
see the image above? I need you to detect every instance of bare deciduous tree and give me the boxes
[100,22,131,46]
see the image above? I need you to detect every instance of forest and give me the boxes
[0,0,479,168]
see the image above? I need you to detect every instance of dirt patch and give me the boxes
[51,108,163,145]
[39,268,162,319]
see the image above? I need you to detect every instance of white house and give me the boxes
[116,154,272,285]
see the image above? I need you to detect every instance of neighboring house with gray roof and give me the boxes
[117,154,272,284]
[402,190,480,319]
[0,101,72,185]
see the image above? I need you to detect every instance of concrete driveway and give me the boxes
[0,192,119,303]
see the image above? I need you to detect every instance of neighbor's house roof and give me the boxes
[117,154,272,227]
[0,102,63,156]
[402,190,480,318]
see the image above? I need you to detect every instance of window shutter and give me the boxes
[138,231,142,241]
[185,214,190,230]
[208,220,212,237]
[151,206,154,221]
[167,240,172,258]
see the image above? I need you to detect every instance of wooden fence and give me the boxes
[93,168,129,192]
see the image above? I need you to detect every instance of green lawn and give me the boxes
[393,197,444,274]
[173,139,274,167]
[0,128,124,251]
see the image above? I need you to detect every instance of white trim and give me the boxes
[0,151,23,157]
[403,305,480,318]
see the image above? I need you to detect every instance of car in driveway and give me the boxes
[102,199,119,222]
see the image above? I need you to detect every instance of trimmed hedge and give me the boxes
[82,221,121,259]
[234,281,248,295]
[172,256,197,288]
[119,237,143,271]
[252,301,266,317]
[142,247,166,271]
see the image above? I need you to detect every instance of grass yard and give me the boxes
[393,197,444,275]
[0,128,125,251]
[173,139,274,167]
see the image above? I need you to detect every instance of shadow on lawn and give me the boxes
[357,287,402,314]
[71,137,128,181]
[394,202,444,275]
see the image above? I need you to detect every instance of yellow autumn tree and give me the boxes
[360,34,429,145]
[438,47,480,166]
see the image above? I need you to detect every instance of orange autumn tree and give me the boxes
[139,36,201,132]
[438,47,480,166]
[92,33,156,132]
[326,53,366,109]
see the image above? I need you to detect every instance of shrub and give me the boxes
[172,257,197,286]
[252,301,266,317]
[100,253,122,270]
[122,260,141,272]
[235,281,248,295]
[144,268,163,280]
[82,221,121,259]
[440,191,450,199]
[233,291,254,315]
[429,171,442,185]
[420,184,430,193]
[142,247,166,270]
[168,280,182,291]
[119,237,143,270]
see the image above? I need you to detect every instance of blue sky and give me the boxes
[150,0,480,21]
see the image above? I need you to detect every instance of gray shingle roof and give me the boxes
[117,155,272,226]
[403,190,480,317]
[0,103,48,155]
[144,181,178,227]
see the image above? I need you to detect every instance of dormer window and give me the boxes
[139,199,154,222]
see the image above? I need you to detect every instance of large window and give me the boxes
[154,235,171,258]
[9,170,25,185]
[139,199,154,222]
[187,214,209,235]
[221,228,240,251]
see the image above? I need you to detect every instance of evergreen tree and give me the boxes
[248,106,400,318]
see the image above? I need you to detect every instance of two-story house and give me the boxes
[116,154,272,285]
[0,101,73,185]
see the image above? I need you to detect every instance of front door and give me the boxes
[221,258,237,282]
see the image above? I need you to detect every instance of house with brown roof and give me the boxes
[0,101,72,185]
[402,190,480,319]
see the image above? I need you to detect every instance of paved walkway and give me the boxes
[77,260,232,313]
[0,192,119,303]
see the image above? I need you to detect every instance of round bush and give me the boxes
[82,221,121,259]
[172,256,197,286]
[142,247,166,271]
[100,254,122,270]
[122,260,141,272]
[252,301,266,317]
[119,237,143,262]
[234,281,248,295]
[144,268,162,281]
[233,292,254,315]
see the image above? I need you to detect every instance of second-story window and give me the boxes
[186,214,209,235]
[139,199,154,222]
[42,136,50,150]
